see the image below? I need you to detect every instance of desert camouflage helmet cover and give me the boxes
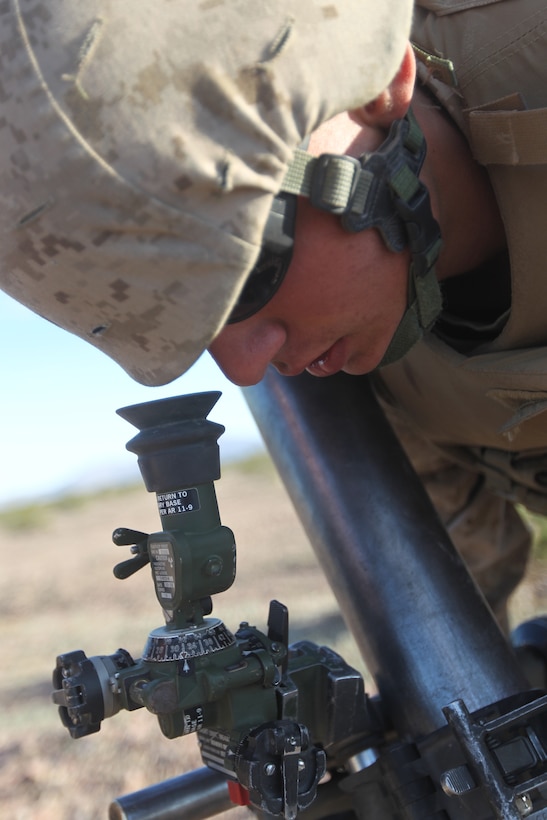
[1,0,413,386]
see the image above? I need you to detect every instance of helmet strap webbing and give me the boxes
[379,251,442,367]
[280,110,443,367]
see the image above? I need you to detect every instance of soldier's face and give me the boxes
[209,111,411,387]
[209,197,410,386]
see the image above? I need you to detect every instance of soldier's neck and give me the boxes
[413,85,507,282]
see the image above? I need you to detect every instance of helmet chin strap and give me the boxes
[279,110,443,367]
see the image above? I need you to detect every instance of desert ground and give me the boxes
[1,453,546,819]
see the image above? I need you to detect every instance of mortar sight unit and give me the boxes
[52,392,373,820]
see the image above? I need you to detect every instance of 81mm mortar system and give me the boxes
[52,387,547,820]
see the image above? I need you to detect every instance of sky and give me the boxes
[0,290,264,509]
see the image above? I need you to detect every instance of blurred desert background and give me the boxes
[2,452,547,820]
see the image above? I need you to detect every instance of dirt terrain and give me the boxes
[1,454,546,819]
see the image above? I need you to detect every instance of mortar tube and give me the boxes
[244,370,529,740]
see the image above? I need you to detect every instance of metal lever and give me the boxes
[112,527,150,579]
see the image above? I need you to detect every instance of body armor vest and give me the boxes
[378,0,547,512]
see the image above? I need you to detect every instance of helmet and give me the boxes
[0,0,413,386]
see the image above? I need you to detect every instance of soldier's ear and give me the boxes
[352,43,416,129]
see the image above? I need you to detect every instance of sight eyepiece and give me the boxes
[117,391,225,492]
